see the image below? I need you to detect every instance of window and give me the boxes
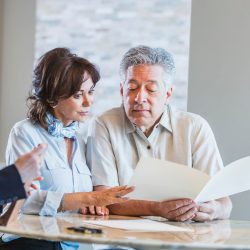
[36,0,191,113]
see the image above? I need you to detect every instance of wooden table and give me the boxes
[1,213,250,249]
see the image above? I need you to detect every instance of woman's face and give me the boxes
[53,77,95,126]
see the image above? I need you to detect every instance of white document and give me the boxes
[85,219,192,232]
[128,156,250,203]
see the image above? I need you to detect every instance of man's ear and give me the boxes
[166,86,173,101]
[120,82,124,96]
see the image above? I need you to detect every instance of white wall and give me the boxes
[0,0,36,162]
[188,0,250,219]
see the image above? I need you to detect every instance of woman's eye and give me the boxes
[73,93,82,99]
[88,89,95,95]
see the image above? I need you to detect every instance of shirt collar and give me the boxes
[158,105,173,133]
[122,107,136,134]
[123,105,173,134]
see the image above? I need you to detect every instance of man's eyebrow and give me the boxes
[127,79,139,83]
[126,79,159,85]
[146,80,158,84]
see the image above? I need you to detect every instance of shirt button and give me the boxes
[147,145,151,150]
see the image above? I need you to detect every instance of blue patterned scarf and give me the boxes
[46,112,78,139]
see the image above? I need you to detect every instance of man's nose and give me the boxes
[135,88,147,104]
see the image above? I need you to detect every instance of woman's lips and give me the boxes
[78,111,89,116]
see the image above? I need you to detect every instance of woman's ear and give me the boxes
[47,100,58,108]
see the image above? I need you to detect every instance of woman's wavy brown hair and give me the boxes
[27,48,100,128]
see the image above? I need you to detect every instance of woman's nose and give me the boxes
[82,93,92,107]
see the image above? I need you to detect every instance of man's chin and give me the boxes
[132,119,148,128]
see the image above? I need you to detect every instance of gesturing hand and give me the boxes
[89,186,134,207]
[15,143,47,183]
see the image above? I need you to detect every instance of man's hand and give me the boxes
[94,186,197,221]
[193,200,218,221]
[154,199,197,221]
[14,143,47,183]
[193,197,232,222]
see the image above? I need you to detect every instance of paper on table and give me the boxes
[85,219,192,232]
[128,156,250,203]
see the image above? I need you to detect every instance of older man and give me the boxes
[87,45,232,221]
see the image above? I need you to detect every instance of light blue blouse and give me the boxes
[4,119,92,249]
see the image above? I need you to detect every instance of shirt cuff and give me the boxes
[21,190,64,216]
[39,191,64,216]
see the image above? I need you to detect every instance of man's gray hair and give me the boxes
[120,45,176,87]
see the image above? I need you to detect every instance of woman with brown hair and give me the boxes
[2,48,133,250]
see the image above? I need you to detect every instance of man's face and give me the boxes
[121,64,172,131]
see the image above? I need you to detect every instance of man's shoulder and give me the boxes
[96,106,125,125]
[99,106,124,118]
[170,106,209,129]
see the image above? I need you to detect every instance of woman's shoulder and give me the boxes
[11,118,41,135]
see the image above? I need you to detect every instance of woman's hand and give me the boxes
[61,186,134,212]
[79,206,109,216]
[88,186,134,207]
